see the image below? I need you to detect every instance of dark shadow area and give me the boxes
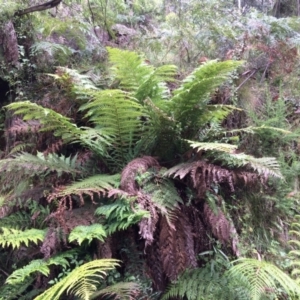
[0,77,10,105]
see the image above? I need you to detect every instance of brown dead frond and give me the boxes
[137,192,159,247]
[8,118,41,135]
[203,202,240,256]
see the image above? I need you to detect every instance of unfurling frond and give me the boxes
[34,259,120,300]
[6,252,72,285]
[227,258,300,299]
[68,224,107,245]
[0,227,46,249]
[90,282,141,300]
[47,174,120,204]
[0,152,80,178]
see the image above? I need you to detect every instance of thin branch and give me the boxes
[15,0,62,16]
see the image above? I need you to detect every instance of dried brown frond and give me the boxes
[166,161,235,198]
[120,156,160,193]
[44,139,64,155]
[159,216,177,280]
[40,226,61,258]
[137,192,159,247]
[146,227,166,291]
[176,209,198,268]
[184,206,211,255]
[203,202,240,256]
[8,118,41,135]
[158,210,197,281]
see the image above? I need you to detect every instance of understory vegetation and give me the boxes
[1,0,300,299]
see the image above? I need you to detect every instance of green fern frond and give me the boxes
[0,152,80,178]
[6,252,72,285]
[80,89,145,167]
[107,47,177,103]
[34,259,120,300]
[48,174,120,202]
[5,102,111,156]
[90,282,140,299]
[162,267,233,300]
[0,227,46,249]
[0,211,31,229]
[215,153,283,179]
[169,60,243,136]
[135,64,177,103]
[203,104,242,125]
[140,172,183,223]
[226,258,300,300]
[6,101,81,143]
[107,47,154,92]
[8,143,36,155]
[48,66,98,90]
[95,200,150,235]
[31,41,73,57]
[0,278,35,300]
[186,140,238,153]
[69,224,107,245]
[186,140,282,178]
[227,125,292,135]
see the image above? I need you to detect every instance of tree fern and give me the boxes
[68,224,107,245]
[34,259,120,300]
[0,227,46,249]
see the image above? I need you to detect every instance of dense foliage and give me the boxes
[1,0,300,299]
